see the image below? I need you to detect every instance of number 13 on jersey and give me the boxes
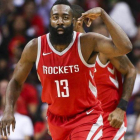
[55,80,69,97]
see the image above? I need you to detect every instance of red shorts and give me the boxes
[102,112,127,140]
[47,106,103,140]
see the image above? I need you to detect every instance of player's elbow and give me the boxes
[123,41,133,54]
[127,65,137,78]
[131,67,137,78]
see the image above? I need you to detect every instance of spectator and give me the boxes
[126,59,140,115]
[91,24,109,37]
[135,115,140,140]
[36,0,55,30]
[0,79,34,140]
[8,15,27,63]
[125,94,140,140]
[132,59,140,95]
[6,112,34,140]
[23,0,45,37]
[0,95,2,116]
[109,0,137,39]
[12,44,24,65]
[0,1,139,139]
[0,79,8,112]
[16,83,39,120]
[34,104,52,140]
[85,0,104,10]
[0,79,39,122]
[0,58,9,80]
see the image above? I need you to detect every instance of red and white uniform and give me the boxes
[36,32,103,140]
[94,55,127,140]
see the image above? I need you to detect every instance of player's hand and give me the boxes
[108,108,125,128]
[0,111,15,139]
[78,7,103,27]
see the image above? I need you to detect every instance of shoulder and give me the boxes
[21,38,38,63]
[80,32,97,44]
[80,32,107,49]
[25,38,38,51]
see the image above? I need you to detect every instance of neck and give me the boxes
[53,44,70,52]
[49,34,71,52]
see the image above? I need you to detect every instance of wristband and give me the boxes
[117,99,128,111]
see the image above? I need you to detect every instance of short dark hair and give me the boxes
[51,0,73,15]
[52,0,72,8]
[72,4,85,20]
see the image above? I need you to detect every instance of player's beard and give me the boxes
[49,23,73,45]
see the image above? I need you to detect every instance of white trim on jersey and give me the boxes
[78,33,95,68]
[113,122,127,140]
[109,76,119,88]
[36,36,41,69]
[96,55,110,68]
[94,129,102,140]
[86,115,103,140]
[89,80,97,97]
[90,71,94,79]
[46,31,76,56]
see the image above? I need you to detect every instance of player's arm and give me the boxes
[79,7,132,57]
[0,39,38,138]
[108,55,136,128]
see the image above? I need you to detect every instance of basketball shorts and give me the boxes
[47,106,103,140]
[102,112,127,140]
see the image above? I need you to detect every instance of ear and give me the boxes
[76,20,83,29]
[76,17,84,29]
[84,18,92,27]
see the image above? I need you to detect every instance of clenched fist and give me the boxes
[108,108,125,128]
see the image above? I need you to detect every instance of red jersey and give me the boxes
[94,55,123,112]
[36,31,100,117]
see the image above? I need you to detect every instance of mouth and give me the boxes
[57,28,64,34]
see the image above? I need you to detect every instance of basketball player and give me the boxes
[72,4,136,139]
[0,0,132,140]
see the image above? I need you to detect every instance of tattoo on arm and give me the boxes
[118,57,129,74]
[122,76,136,101]
[110,56,136,101]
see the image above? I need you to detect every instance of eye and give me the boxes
[53,15,58,20]
[64,16,69,20]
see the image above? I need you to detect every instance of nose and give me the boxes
[57,17,64,25]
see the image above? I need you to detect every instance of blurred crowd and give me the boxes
[0,0,140,140]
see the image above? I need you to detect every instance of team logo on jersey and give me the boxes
[43,65,79,74]
[86,109,94,115]
[43,52,52,56]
